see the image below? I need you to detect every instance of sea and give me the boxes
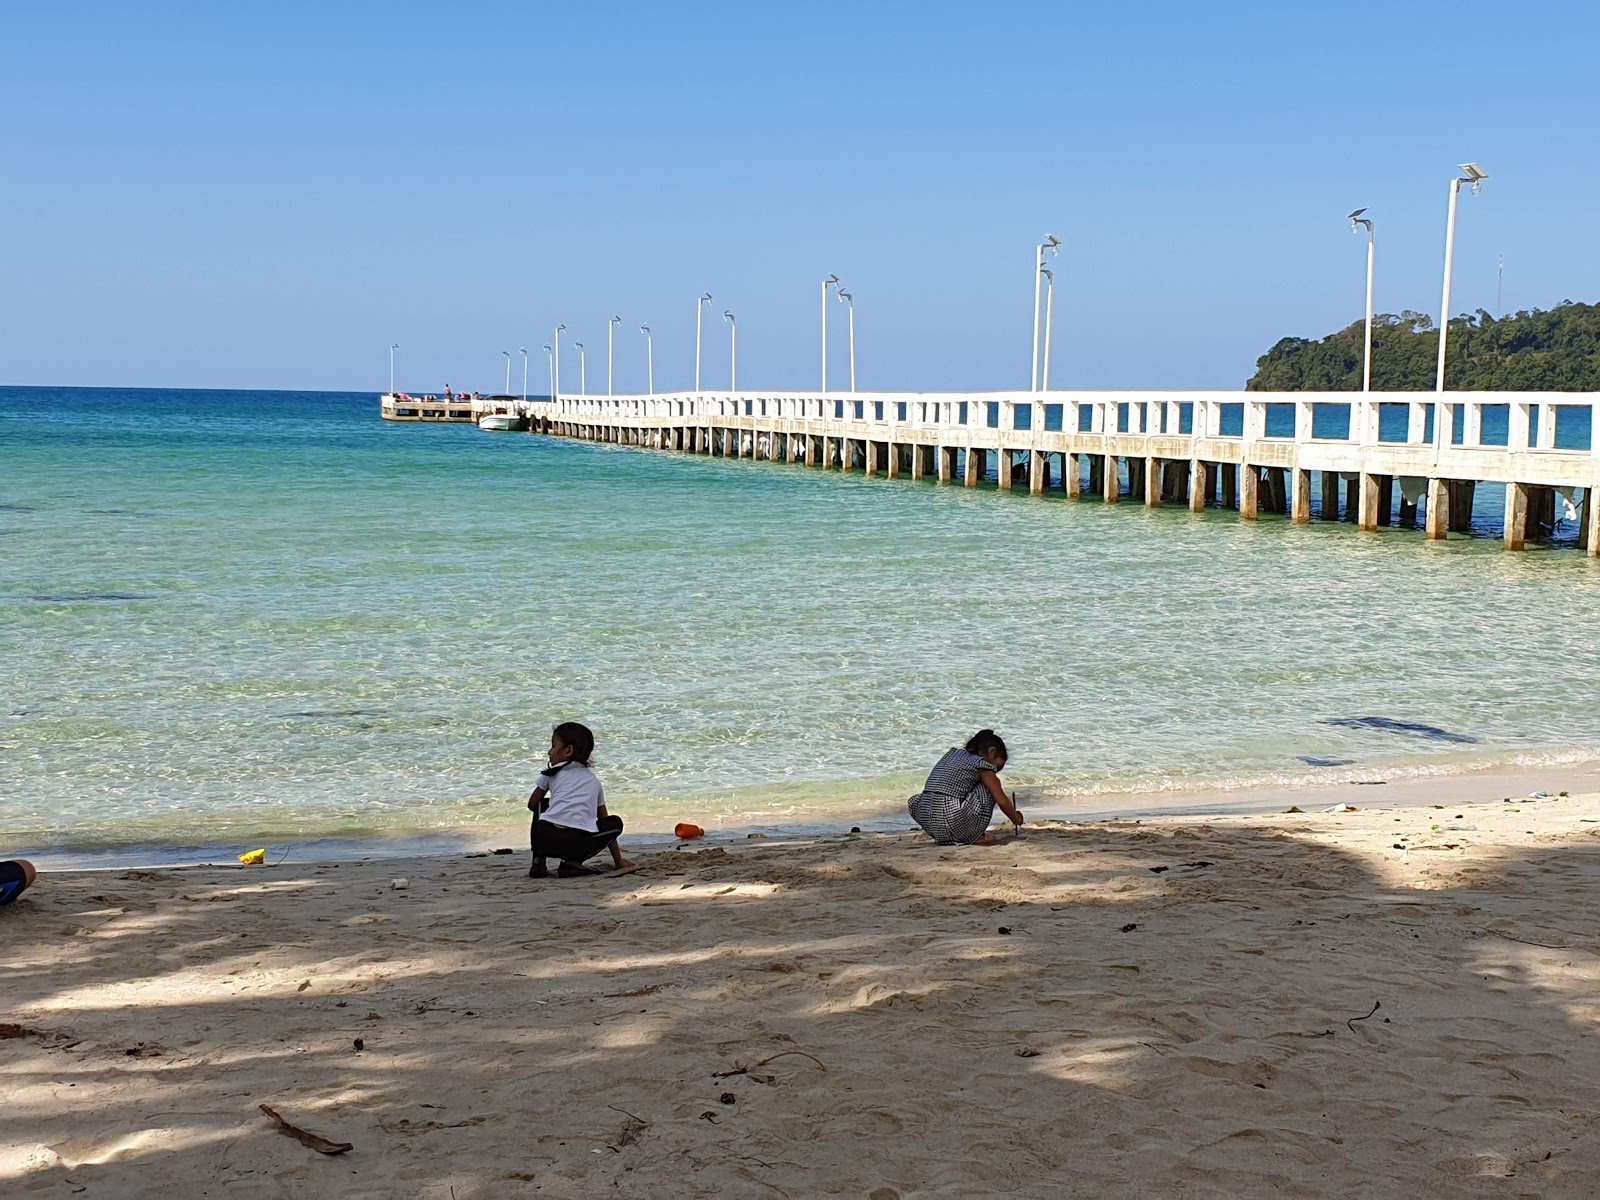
[3,386,1598,866]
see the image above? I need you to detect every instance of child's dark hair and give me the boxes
[965,728,1007,759]
[541,721,595,778]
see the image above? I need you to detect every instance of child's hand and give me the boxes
[527,797,538,812]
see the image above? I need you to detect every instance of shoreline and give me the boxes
[24,756,1600,872]
[8,789,1600,1196]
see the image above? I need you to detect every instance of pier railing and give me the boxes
[490,388,1600,551]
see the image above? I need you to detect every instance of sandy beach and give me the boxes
[7,791,1600,1199]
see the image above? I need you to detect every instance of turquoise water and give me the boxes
[4,386,1599,860]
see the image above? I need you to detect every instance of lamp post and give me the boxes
[837,290,856,392]
[1436,163,1486,394]
[723,310,737,391]
[640,325,654,394]
[608,315,620,396]
[1039,267,1055,391]
[388,343,398,394]
[543,345,554,402]
[1348,208,1376,393]
[574,342,586,397]
[554,324,565,403]
[821,273,839,391]
[502,350,511,396]
[519,347,528,402]
[695,293,713,392]
[1030,234,1060,391]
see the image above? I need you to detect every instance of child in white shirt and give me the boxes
[527,722,635,879]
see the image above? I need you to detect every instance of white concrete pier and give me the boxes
[475,389,1600,553]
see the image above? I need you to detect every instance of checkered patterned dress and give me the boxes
[908,747,998,844]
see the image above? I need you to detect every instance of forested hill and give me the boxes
[1245,301,1600,391]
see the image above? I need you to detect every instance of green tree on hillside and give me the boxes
[1245,301,1600,390]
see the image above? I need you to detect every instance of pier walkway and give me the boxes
[475,389,1600,553]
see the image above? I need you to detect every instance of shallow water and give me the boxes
[3,386,1598,858]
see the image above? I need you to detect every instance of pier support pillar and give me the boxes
[1447,480,1477,533]
[1188,460,1207,512]
[938,445,955,483]
[1265,468,1287,515]
[1066,454,1082,498]
[1344,477,1360,523]
[1358,473,1380,532]
[1583,487,1599,555]
[1505,481,1530,550]
[1030,450,1047,495]
[998,450,1014,491]
[911,445,925,481]
[1103,456,1120,503]
[1425,478,1450,540]
[886,442,899,479]
[1144,457,1161,506]
[1240,465,1259,520]
[821,436,835,469]
[964,448,984,488]
[865,440,880,476]
[1221,463,1238,510]
[1376,475,1395,527]
[1291,469,1311,523]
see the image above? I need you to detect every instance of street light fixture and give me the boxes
[388,343,399,395]
[574,342,586,397]
[1031,234,1060,392]
[695,293,713,392]
[543,345,554,402]
[502,350,512,396]
[837,290,856,392]
[1348,208,1376,393]
[723,309,737,391]
[821,273,840,391]
[519,347,529,403]
[608,315,621,396]
[640,325,654,394]
[1039,268,1055,392]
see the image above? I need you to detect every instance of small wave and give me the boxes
[32,592,155,603]
[1299,755,1356,767]
[0,502,37,512]
[276,708,386,719]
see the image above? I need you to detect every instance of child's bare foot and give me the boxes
[613,858,638,871]
[972,833,1000,846]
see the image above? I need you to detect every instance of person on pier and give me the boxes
[527,722,636,878]
[907,730,1023,845]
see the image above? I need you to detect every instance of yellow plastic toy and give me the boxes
[238,848,267,865]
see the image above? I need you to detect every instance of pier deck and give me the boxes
[436,389,1600,553]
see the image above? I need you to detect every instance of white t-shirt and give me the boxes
[539,762,604,833]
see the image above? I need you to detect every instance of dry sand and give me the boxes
[6,791,1600,1198]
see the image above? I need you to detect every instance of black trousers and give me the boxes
[530,815,623,865]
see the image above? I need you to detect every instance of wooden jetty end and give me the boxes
[421,389,1600,554]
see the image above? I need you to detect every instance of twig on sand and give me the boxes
[1346,1000,1382,1033]
[258,1104,353,1155]
[713,1049,828,1079]
[1485,928,1570,949]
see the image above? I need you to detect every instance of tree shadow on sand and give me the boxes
[4,814,1600,1199]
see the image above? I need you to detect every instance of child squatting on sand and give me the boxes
[527,722,636,879]
[908,729,1024,845]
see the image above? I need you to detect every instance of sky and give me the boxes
[2,0,1597,394]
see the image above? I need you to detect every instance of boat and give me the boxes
[477,412,527,432]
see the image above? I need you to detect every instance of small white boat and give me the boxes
[477,413,527,432]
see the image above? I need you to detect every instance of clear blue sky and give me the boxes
[3,1,1596,394]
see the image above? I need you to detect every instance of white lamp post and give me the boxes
[821,273,839,391]
[519,347,528,402]
[837,290,856,392]
[1030,234,1060,391]
[388,343,398,394]
[543,345,554,402]
[640,325,654,394]
[554,324,565,403]
[1436,163,1486,393]
[1039,267,1055,391]
[502,350,511,396]
[1348,209,1376,393]
[723,310,737,391]
[574,342,586,397]
[695,293,713,392]
[608,315,620,396]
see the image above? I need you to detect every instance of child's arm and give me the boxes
[597,804,636,870]
[527,785,549,813]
